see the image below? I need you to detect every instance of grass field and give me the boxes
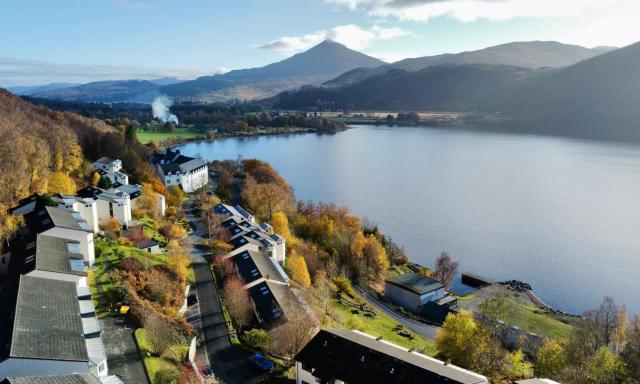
[327,292,438,356]
[136,128,205,143]
[501,299,576,341]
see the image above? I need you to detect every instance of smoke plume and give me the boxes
[152,95,179,125]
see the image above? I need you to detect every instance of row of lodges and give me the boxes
[213,203,310,329]
[0,201,119,382]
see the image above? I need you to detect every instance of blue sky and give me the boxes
[1,0,639,85]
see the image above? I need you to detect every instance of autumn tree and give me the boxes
[101,217,122,240]
[168,248,191,282]
[433,251,459,289]
[241,176,292,221]
[503,349,533,380]
[222,276,253,331]
[535,340,568,379]
[139,183,160,220]
[622,315,640,381]
[271,211,296,247]
[160,223,187,241]
[271,308,318,357]
[90,171,101,187]
[361,235,388,281]
[289,250,311,287]
[587,347,628,384]
[47,171,76,195]
[166,185,184,208]
[144,314,185,356]
[436,309,479,368]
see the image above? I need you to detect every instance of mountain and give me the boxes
[325,41,614,87]
[30,79,161,103]
[161,40,384,102]
[8,82,80,96]
[274,42,640,141]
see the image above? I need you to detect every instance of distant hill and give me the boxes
[326,41,614,87]
[274,41,640,141]
[162,40,384,102]
[8,82,80,96]
[30,79,161,103]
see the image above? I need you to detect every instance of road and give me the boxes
[186,199,265,383]
[356,285,439,340]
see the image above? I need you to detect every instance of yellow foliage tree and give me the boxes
[91,171,101,187]
[47,171,76,195]
[166,185,184,208]
[289,250,311,287]
[436,309,478,368]
[271,211,297,248]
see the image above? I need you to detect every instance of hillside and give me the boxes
[31,79,161,103]
[162,40,383,102]
[326,41,613,87]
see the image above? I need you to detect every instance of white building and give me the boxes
[92,158,129,186]
[294,329,489,384]
[385,273,449,313]
[152,149,208,193]
[76,187,132,229]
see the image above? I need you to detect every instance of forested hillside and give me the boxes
[0,89,158,252]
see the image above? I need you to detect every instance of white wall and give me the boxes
[295,361,318,384]
[26,269,86,286]
[94,198,131,228]
[44,227,95,266]
[384,283,447,313]
[75,200,99,233]
[274,241,286,265]
[180,166,208,193]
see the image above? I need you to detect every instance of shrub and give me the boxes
[160,224,187,240]
[242,328,274,354]
[155,368,178,384]
[110,284,132,304]
[161,345,188,363]
[132,208,145,219]
[119,257,145,274]
[333,276,356,298]
[347,316,367,332]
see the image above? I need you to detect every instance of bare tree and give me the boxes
[582,296,620,351]
[271,307,318,357]
[144,314,185,356]
[222,276,253,331]
[433,251,459,290]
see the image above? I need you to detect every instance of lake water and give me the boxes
[177,126,640,314]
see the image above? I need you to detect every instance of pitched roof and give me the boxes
[94,157,115,165]
[25,206,91,233]
[386,273,444,295]
[232,250,287,285]
[34,235,85,276]
[247,281,285,326]
[10,275,88,362]
[295,330,488,384]
[0,276,20,360]
[4,374,101,384]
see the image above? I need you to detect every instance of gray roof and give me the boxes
[178,157,206,173]
[35,235,85,276]
[233,250,288,285]
[45,206,90,232]
[5,375,101,384]
[93,157,114,165]
[266,281,299,319]
[386,273,444,295]
[11,275,88,361]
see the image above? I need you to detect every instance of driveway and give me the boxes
[99,317,148,384]
[356,286,439,340]
[186,199,266,383]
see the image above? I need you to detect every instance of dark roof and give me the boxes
[24,206,91,233]
[232,250,274,285]
[10,275,88,362]
[94,156,114,165]
[0,276,20,360]
[248,281,285,326]
[4,375,101,384]
[386,273,444,295]
[229,235,261,250]
[137,239,159,249]
[295,330,487,384]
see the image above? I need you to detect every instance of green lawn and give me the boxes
[136,128,205,144]
[135,329,181,384]
[502,299,575,341]
[328,292,438,356]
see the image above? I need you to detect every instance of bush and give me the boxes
[161,345,188,363]
[242,328,274,354]
[155,368,178,384]
[347,316,367,332]
[132,208,145,219]
[110,284,132,304]
[160,224,187,240]
[119,257,145,274]
[333,276,356,298]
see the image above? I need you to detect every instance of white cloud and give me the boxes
[325,0,617,22]
[254,24,410,54]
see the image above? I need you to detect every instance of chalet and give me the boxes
[385,273,456,314]
[248,280,301,327]
[294,329,489,384]
[0,275,108,380]
[151,149,208,193]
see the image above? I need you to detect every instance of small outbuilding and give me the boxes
[136,239,160,254]
[385,273,447,313]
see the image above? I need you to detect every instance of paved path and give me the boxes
[356,286,439,340]
[185,199,264,383]
[99,317,148,384]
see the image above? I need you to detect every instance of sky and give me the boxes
[1,0,640,86]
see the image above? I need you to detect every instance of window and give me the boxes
[1,256,5,264]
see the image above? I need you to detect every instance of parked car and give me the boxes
[248,353,274,372]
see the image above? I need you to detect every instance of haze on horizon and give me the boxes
[1,0,640,86]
